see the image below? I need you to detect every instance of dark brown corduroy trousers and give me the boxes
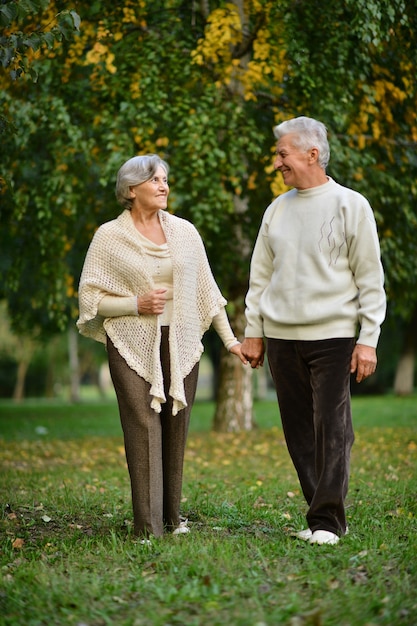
[107,328,199,538]
[267,337,355,536]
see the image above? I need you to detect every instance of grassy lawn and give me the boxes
[0,395,416,625]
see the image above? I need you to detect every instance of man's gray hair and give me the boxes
[273,116,330,170]
[116,154,169,210]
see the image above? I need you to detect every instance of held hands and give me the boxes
[240,337,265,369]
[350,344,377,383]
[137,288,167,315]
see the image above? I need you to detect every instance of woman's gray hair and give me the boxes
[115,154,169,210]
[273,116,330,170]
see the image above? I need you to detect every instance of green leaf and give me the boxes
[70,10,81,30]
[0,4,18,27]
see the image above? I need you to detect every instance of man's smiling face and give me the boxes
[273,133,313,190]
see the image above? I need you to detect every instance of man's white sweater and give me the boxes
[245,178,386,348]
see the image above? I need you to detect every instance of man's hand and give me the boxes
[350,344,377,383]
[137,289,167,315]
[240,337,265,369]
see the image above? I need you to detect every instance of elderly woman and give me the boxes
[77,154,245,540]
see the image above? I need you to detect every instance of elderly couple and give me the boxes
[77,116,386,546]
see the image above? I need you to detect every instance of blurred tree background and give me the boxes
[1,0,416,429]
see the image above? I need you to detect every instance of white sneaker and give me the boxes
[309,530,339,545]
[173,520,190,535]
[295,528,313,541]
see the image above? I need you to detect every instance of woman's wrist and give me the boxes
[227,339,240,351]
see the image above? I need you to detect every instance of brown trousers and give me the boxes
[107,328,199,538]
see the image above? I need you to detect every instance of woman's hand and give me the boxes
[137,288,167,315]
[229,343,248,365]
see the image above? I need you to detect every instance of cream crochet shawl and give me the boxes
[77,209,226,415]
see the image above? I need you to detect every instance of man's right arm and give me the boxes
[242,217,274,368]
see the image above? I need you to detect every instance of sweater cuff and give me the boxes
[356,329,380,349]
[244,326,264,338]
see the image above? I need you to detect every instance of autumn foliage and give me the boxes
[1,0,417,415]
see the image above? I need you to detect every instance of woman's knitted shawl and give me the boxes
[77,209,226,415]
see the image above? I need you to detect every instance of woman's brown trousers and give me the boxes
[107,328,199,538]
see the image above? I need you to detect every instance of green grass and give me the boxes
[1,395,416,625]
[0,394,416,440]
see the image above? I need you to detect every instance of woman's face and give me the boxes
[130,165,169,212]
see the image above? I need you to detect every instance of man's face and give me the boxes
[273,133,312,190]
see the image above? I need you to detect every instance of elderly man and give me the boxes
[241,116,386,545]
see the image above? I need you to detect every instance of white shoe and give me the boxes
[295,528,313,541]
[173,520,190,535]
[309,530,339,545]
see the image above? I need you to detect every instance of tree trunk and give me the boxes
[211,0,260,431]
[68,325,81,403]
[13,359,30,402]
[393,306,417,396]
[12,335,36,402]
[212,307,255,432]
[210,170,256,428]
[213,348,253,432]
[394,349,414,395]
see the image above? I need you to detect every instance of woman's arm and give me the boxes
[212,308,247,364]
[97,295,139,317]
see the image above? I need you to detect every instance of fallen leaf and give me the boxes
[112,596,127,604]
[12,538,24,549]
